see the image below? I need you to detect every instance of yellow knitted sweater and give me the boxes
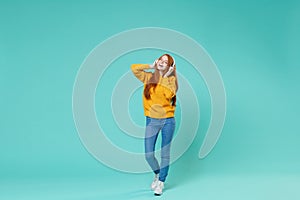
[131,64,177,119]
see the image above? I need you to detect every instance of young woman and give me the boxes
[131,54,178,195]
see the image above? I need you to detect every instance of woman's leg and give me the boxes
[159,117,175,182]
[145,117,161,174]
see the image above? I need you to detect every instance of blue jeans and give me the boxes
[144,116,175,182]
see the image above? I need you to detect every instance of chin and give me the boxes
[158,67,166,71]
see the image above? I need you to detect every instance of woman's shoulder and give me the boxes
[168,75,176,81]
[143,72,153,83]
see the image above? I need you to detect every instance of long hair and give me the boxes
[144,54,178,106]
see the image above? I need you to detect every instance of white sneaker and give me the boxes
[151,174,159,190]
[154,181,164,196]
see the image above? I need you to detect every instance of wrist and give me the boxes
[149,64,154,68]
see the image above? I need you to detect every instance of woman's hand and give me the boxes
[149,59,158,68]
[163,66,175,78]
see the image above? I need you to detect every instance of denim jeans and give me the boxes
[144,116,175,182]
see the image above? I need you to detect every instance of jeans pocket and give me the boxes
[166,117,175,126]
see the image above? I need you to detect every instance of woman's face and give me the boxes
[157,55,169,71]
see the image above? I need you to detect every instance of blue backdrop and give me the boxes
[1,1,299,199]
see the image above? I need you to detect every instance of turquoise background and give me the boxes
[1,0,300,199]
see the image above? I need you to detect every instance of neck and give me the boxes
[159,71,164,76]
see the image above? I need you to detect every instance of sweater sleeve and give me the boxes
[131,64,152,83]
[160,76,177,99]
